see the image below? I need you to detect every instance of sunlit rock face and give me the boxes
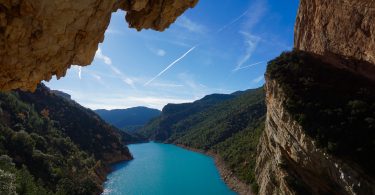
[295,0,375,80]
[0,0,198,91]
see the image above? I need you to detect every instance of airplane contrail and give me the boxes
[144,46,196,86]
[216,8,250,33]
[78,67,82,79]
[144,8,251,86]
[233,61,264,72]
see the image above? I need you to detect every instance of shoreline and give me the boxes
[175,144,253,195]
[98,153,134,194]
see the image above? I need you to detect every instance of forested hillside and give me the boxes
[141,87,266,189]
[0,84,133,194]
[140,92,244,140]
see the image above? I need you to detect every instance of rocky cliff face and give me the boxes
[256,1,375,194]
[255,78,375,195]
[0,0,198,91]
[295,0,375,80]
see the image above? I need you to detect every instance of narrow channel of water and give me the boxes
[103,142,236,195]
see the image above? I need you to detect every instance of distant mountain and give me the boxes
[140,87,266,189]
[0,84,133,194]
[95,107,161,132]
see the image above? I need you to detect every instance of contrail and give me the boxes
[78,67,82,79]
[216,8,250,33]
[233,61,264,72]
[144,8,250,86]
[144,46,196,86]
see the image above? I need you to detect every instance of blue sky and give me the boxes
[45,0,300,110]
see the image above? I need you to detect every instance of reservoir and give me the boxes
[103,142,236,195]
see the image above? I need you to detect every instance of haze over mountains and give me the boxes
[95,107,161,132]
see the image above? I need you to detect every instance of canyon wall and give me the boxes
[255,1,375,193]
[295,0,375,80]
[255,78,375,195]
[0,0,198,91]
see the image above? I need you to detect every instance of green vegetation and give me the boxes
[140,92,246,140]
[267,51,375,176]
[0,84,132,194]
[141,88,266,189]
[213,120,264,185]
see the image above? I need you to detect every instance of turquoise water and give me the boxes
[103,142,236,195]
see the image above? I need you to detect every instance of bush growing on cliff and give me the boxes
[267,50,375,176]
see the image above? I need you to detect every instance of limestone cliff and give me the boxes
[255,1,375,194]
[0,0,198,91]
[295,0,375,80]
[256,77,375,195]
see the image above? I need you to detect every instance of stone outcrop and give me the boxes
[255,77,375,195]
[295,0,375,80]
[0,0,198,91]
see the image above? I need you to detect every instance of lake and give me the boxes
[102,142,236,195]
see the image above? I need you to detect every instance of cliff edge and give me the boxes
[0,0,198,91]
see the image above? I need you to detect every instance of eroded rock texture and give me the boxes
[0,0,198,91]
[295,0,375,80]
[255,78,375,195]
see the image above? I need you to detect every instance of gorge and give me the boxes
[0,0,375,195]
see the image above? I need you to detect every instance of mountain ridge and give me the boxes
[95,106,161,132]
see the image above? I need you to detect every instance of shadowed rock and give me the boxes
[0,0,198,91]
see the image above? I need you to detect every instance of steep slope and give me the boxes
[142,88,266,193]
[140,92,241,140]
[0,84,132,194]
[256,51,375,195]
[0,0,199,91]
[95,107,161,131]
[170,88,265,150]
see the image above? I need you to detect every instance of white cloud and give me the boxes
[149,82,184,88]
[176,16,207,34]
[80,95,195,110]
[232,0,266,72]
[91,73,101,81]
[148,46,167,57]
[95,46,136,88]
[105,27,123,35]
[95,47,112,65]
[234,32,261,71]
[242,0,267,31]
[123,78,134,86]
[178,73,208,99]
[157,49,167,57]
[252,75,264,83]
